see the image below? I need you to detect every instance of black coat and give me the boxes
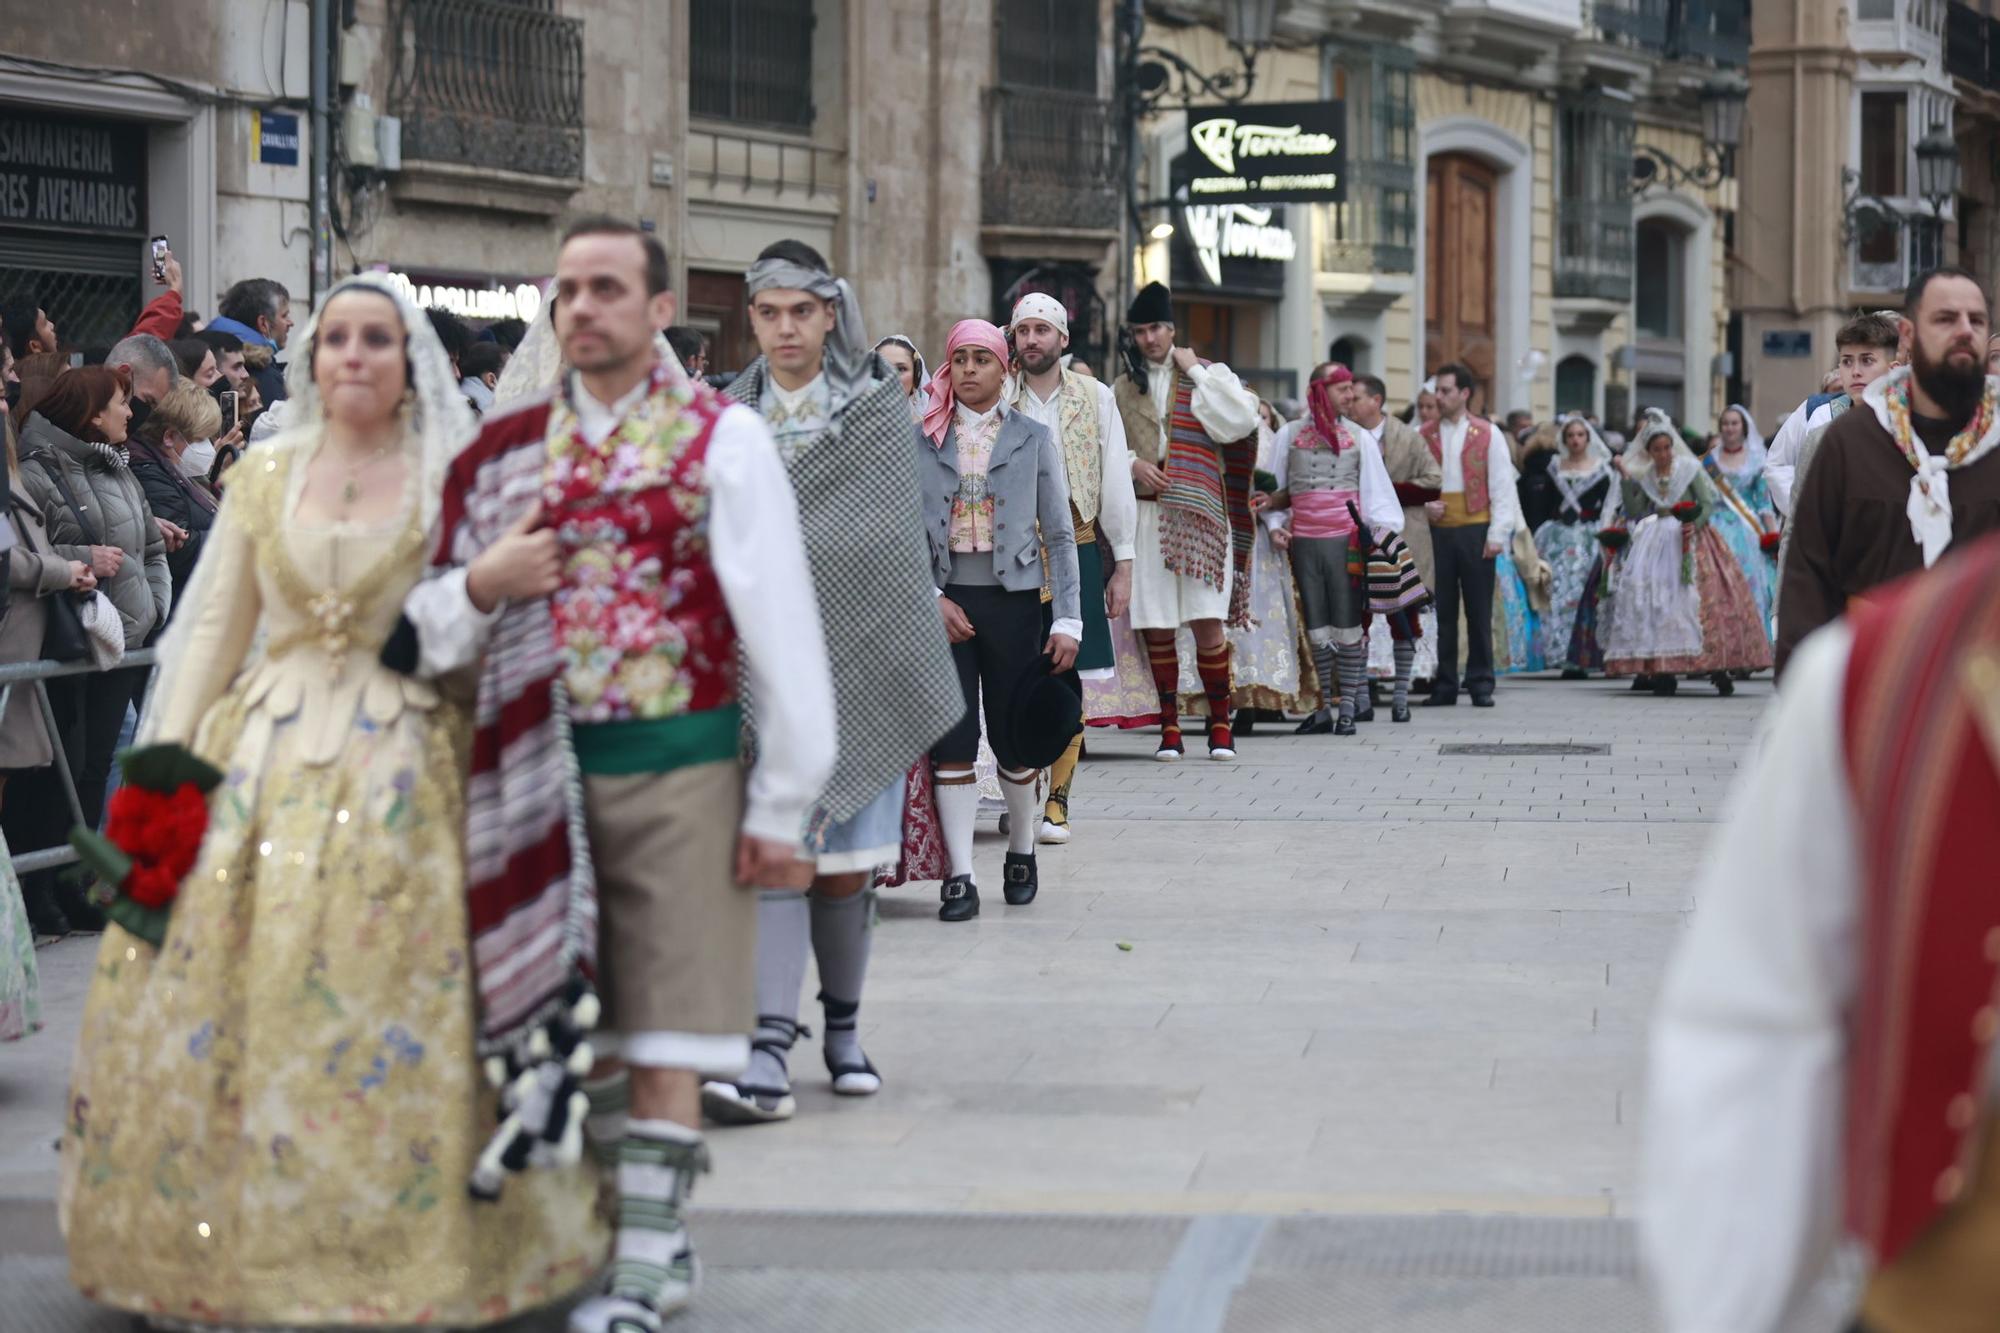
[126,439,217,609]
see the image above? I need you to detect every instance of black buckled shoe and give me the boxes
[1392,703,1412,723]
[1295,712,1334,735]
[1003,852,1038,906]
[1334,716,1358,736]
[939,874,980,922]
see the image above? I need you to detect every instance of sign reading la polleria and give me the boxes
[1185,101,1346,205]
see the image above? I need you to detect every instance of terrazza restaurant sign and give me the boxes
[378,269,544,324]
[1185,101,1347,205]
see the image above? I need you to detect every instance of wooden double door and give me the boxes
[1425,152,1497,410]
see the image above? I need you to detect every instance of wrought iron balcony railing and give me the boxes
[388,0,585,180]
[1555,197,1636,302]
[1317,162,1416,276]
[981,86,1121,234]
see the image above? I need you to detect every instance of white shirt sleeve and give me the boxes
[1264,420,1298,530]
[1483,430,1523,544]
[706,405,839,846]
[1358,436,1405,534]
[1187,362,1263,443]
[405,566,503,679]
[1765,401,1814,517]
[1094,381,1138,562]
[1639,622,1859,1333]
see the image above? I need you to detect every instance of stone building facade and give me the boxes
[1135,1,1743,429]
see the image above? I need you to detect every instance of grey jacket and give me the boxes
[0,478,76,768]
[920,407,1082,629]
[18,413,170,649]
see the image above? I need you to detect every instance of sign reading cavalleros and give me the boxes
[1184,101,1346,205]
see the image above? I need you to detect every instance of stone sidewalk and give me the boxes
[0,672,1771,1330]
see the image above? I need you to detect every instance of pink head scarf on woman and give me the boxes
[1305,364,1353,451]
[922,318,1011,446]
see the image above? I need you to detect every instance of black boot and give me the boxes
[23,879,68,940]
[1712,672,1735,697]
[1651,675,1679,697]
[1232,708,1257,737]
[1002,852,1038,906]
[939,874,979,922]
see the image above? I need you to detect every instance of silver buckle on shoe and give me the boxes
[942,881,970,900]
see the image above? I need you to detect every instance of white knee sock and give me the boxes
[1000,768,1038,854]
[933,769,978,880]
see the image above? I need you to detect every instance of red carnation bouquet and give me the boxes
[1759,530,1782,554]
[71,743,222,946]
[1671,500,1701,523]
[1596,525,1630,551]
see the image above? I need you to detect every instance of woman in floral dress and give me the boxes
[1702,402,1778,642]
[1602,412,1774,696]
[1533,415,1621,675]
[59,276,607,1328]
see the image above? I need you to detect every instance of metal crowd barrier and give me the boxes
[0,648,158,877]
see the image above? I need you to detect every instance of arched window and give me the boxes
[1555,355,1596,415]
[1328,335,1369,373]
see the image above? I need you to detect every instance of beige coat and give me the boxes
[0,476,79,768]
[1377,414,1444,587]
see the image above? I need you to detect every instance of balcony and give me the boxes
[388,0,584,186]
[981,86,1120,237]
[1317,162,1416,277]
[686,125,844,209]
[1852,0,1946,67]
[1555,198,1636,302]
[1588,0,1748,66]
[1946,3,2000,91]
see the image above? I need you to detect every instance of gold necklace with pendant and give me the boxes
[336,443,394,506]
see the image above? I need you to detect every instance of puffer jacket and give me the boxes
[0,476,76,768]
[18,412,170,648]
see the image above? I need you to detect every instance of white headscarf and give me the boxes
[489,285,687,410]
[1711,401,1766,477]
[1624,410,1703,508]
[140,273,474,741]
[1547,414,1617,514]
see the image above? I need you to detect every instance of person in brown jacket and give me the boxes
[1777,266,2000,676]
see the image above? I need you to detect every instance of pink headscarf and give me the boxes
[922,318,1011,445]
[1305,365,1352,452]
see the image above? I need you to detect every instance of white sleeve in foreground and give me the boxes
[707,406,838,845]
[1639,622,1860,1333]
[1094,381,1138,561]
[1484,435,1523,543]
[1263,420,1297,530]
[1765,401,1813,517]
[405,566,502,680]
[1358,436,1405,534]
[1187,362,1264,445]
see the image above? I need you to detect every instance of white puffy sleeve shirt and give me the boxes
[1640,621,1860,1333]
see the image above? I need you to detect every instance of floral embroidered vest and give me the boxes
[541,366,736,724]
[1056,369,1102,526]
[1421,417,1493,516]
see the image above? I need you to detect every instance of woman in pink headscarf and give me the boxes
[914,319,1082,922]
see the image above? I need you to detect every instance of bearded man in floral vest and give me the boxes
[1110,281,1263,761]
[399,216,836,1333]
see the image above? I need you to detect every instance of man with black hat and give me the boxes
[1111,281,1263,761]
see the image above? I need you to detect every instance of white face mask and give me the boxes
[180,438,217,478]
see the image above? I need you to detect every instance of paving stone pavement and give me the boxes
[0,672,1772,1330]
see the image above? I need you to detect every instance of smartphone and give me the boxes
[219,389,239,435]
[150,235,169,282]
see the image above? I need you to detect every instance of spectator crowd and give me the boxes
[0,248,541,940]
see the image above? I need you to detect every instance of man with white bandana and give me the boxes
[1777,267,2000,676]
[1008,291,1138,842]
[702,239,962,1127]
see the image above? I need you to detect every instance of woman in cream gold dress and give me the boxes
[59,275,607,1328]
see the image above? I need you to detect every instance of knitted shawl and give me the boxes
[725,357,962,821]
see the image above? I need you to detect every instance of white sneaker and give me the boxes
[1038,819,1071,844]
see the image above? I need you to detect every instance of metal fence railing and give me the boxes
[0,648,156,877]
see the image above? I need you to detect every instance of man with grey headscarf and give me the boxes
[702,239,962,1128]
